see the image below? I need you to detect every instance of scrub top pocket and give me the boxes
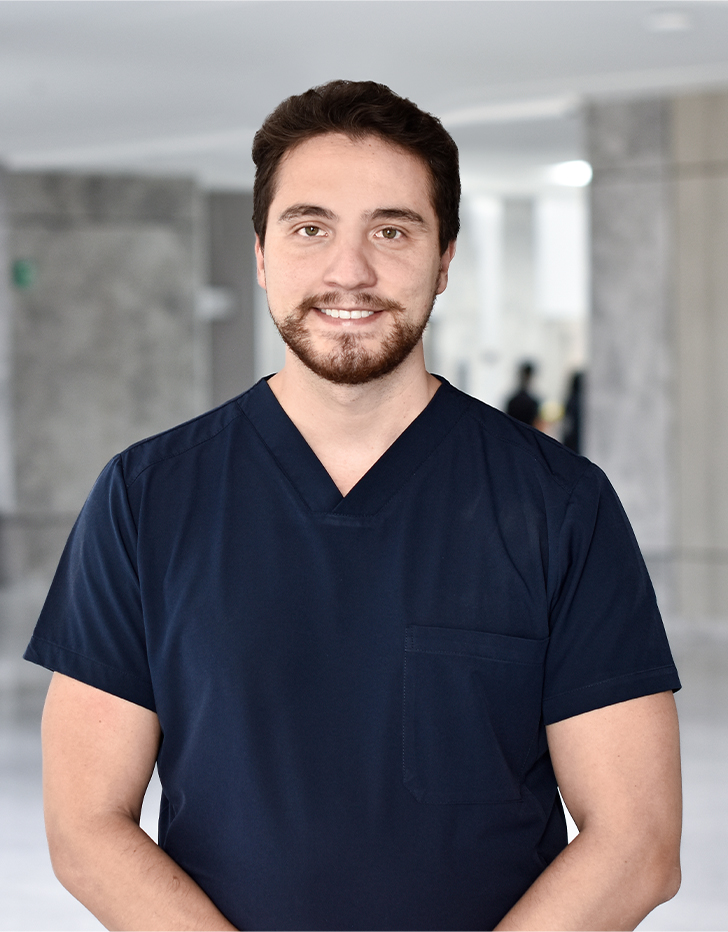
[403,625,548,804]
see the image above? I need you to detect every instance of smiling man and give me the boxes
[259,133,451,394]
[26,81,681,931]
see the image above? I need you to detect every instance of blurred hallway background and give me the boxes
[0,2,727,928]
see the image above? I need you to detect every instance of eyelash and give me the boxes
[295,225,404,240]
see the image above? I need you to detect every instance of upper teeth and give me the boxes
[320,308,375,319]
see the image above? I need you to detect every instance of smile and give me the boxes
[318,308,377,319]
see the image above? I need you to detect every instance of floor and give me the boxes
[1,629,726,932]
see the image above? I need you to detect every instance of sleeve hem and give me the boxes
[543,665,681,725]
[24,636,156,712]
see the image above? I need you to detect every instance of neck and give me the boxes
[267,346,439,495]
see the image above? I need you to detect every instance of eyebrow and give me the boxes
[367,207,427,226]
[276,205,428,226]
[277,205,337,223]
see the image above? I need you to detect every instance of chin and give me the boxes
[278,309,430,386]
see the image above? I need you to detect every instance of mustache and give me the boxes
[296,292,406,315]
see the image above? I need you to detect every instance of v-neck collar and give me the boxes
[238,376,471,517]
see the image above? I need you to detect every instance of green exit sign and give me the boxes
[12,259,38,289]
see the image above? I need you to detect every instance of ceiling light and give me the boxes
[547,161,593,187]
[645,9,694,32]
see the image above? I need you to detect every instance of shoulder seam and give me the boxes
[124,404,247,488]
[461,405,590,496]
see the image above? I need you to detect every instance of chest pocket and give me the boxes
[403,625,548,804]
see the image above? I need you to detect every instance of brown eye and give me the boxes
[381,228,399,239]
[301,225,321,236]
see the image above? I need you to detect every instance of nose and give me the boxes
[322,234,377,291]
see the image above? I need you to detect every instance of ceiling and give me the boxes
[2,0,728,191]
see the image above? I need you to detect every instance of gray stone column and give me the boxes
[587,92,728,623]
[0,168,15,513]
[586,98,674,611]
[7,173,207,518]
[672,94,728,619]
[0,171,208,719]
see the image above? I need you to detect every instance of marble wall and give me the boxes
[8,173,206,517]
[0,169,15,513]
[0,171,208,718]
[587,92,728,622]
[586,98,674,609]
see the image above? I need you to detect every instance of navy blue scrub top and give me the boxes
[25,377,680,931]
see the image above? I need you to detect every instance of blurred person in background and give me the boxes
[506,359,541,427]
[25,80,681,931]
[563,370,584,454]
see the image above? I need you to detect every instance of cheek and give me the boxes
[267,252,315,288]
[395,261,442,301]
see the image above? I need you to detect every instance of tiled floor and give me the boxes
[1,629,726,932]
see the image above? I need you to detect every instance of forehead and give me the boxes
[271,133,435,214]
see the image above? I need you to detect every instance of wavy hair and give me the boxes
[252,80,460,254]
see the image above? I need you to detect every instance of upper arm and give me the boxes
[547,691,682,848]
[42,672,161,836]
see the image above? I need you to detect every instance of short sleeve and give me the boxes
[543,464,680,724]
[23,456,155,711]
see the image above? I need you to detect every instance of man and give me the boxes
[506,360,541,427]
[26,81,681,931]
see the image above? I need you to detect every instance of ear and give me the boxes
[255,234,266,289]
[435,240,457,295]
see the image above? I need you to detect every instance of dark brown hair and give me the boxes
[252,80,460,254]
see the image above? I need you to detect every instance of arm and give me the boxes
[495,691,682,931]
[42,672,236,931]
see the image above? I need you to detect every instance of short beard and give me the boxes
[272,291,437,385]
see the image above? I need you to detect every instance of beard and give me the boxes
[271,290,437,385]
